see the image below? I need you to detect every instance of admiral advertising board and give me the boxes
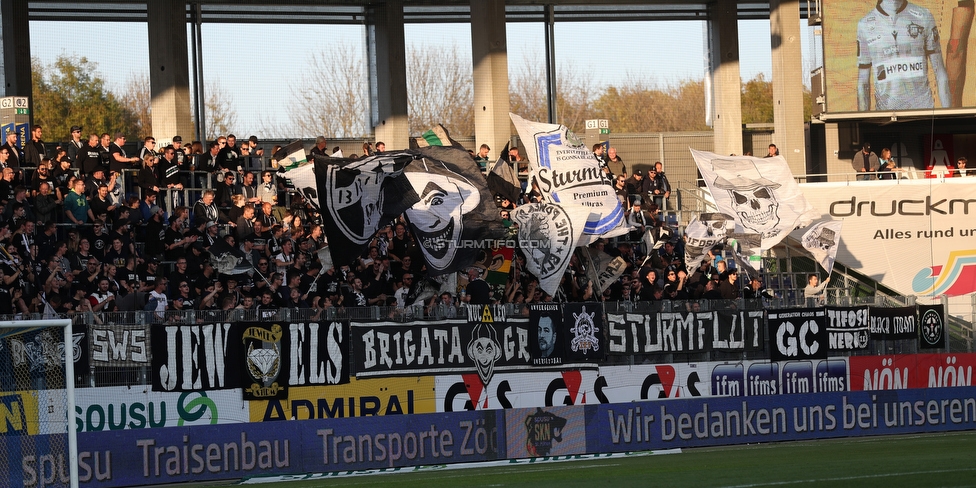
[822,0,976,114]
[248,377,436,421]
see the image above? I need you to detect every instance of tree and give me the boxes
[509,52,597,134]
[120,72,152,137]
[741,73,774,125]
[262,42,370,139]
[31,55,138,141]
[739,73,814,125]
[204,78,239,140]
[406,42,473,137]
[592,78,710,133]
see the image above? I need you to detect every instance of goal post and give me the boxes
[0,319,78,488]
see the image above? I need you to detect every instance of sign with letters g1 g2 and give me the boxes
[768,308,827,361]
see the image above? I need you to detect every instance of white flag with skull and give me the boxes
[691,149,818,251]
[801,220,843,275]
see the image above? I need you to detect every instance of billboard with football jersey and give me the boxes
[822,0,976,114]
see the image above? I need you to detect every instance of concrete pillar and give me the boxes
[470,0,510,160]
[708,0,743,157]
[367,1,409,151]
[1,0,31,99]
[823,122,849,182]
[770,0,807,174]
[147,1,194,141]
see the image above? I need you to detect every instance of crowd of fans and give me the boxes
[0,124,768,321]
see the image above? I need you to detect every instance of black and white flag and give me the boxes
[801,220,843,276]
[284,146,503,275]
[511,202,589,296]
[402,146,507,275]
[691,149,817,251]
[683,215,728,270]
[283,152,414,269]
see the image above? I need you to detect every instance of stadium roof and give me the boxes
[28,1,809,23]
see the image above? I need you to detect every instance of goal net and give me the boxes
[0,320,78,488]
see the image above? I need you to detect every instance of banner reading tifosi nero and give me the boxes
[869,306,917,340]
[352,317,532,379]
[606,310,764,355]
[768,309,828,361]
[825,306,870,351]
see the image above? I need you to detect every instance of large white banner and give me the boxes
[798,179,976,297]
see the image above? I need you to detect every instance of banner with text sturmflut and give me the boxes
[606,310,764,355]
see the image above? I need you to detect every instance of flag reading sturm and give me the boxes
[691,149,818,250]
[510,113,624,236]
[801,220,843,276]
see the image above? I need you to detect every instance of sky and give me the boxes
[28,17,817,138]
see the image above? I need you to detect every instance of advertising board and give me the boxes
[799,179,976,297]
[822,0,976,114]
